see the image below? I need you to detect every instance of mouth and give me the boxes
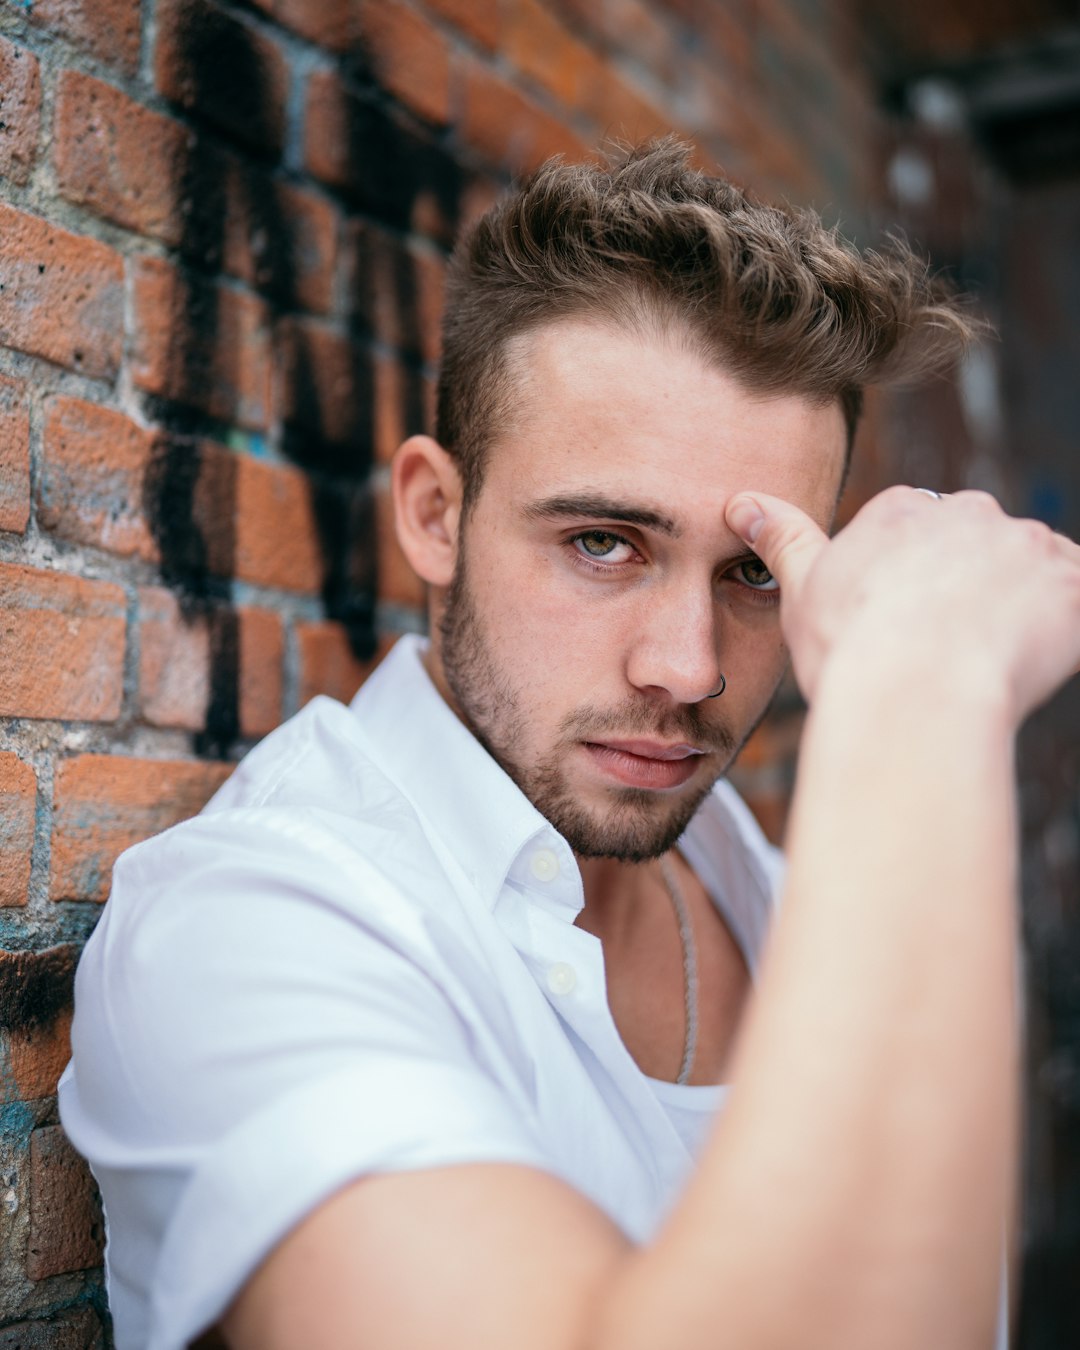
[582,738,707,790]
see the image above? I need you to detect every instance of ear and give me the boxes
[391,435,463,588]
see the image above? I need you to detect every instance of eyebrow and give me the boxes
[523,493,681,537]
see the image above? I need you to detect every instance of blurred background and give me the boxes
[0,0,1076,1342]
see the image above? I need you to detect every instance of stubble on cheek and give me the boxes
[438,546,779,861]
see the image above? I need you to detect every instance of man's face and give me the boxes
[429,319,846,861]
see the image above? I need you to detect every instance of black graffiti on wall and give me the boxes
[142,8,468,754]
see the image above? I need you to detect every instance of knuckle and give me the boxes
[1019,518,1054,550]
[954,488,1002,515]
[860,485,911,524]
[879,485,914,508]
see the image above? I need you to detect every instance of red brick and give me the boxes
[6,1009,73,1101]
[0,565,125,722]
[49,754,232,902]
[737,106,823,203]
[119,439,324,594]
[600,0,682,86]
[55,73,338,314]
[408,249,447,365]
[138,586,211,731]
[423,0,499,50]
[30,0,141,74]
[137,590,282,735]
[374,353,405,466]
[537,0,601,38]
[375,482,426,609]
[277,317,372,454]
[0,373,30,535]
[224,177,338,315]
[304,70,350,193]
[247,0,355,48]
[39,397,159,562]
[296,624,394,708]
[0,205,123,380]
[421,371,437,438]
[756,0,853,112]
[373,352,425,464]
[159,443,323,593]
[505,0,596,109]
[407,187,460,253]
[230,455,324,593]
[459,174,503,229]
[347,221,399,345]
[593,68,677,144]
[26,1125,104,1279]
[132,257,272,429]
[696,2,754,80]
[460,61,591,173]
[237,606,284,737]
[155,0,288,155]
[355,0,451,127]
[683,59,741,164]
[0,752,35,907]
[54,71,194,244]
[303,71,462,242]
[0,38,41,185]
[348,221,445,364]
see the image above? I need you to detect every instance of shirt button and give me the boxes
[529,848,560,882]
[546,962,577,996]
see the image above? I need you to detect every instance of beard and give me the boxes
[438,546,740,862]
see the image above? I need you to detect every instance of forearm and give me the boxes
[599,651,1019,1350]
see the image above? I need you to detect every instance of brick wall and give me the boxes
[0,0,897,1338]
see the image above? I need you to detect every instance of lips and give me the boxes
[583,738,706,790]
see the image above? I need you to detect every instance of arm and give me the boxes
[223,489,1080,1350]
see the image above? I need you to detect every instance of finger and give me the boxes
[726,492,829,602]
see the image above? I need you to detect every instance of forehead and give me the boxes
[487,319,847,527]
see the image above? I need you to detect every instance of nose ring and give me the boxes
[705,674,726,699]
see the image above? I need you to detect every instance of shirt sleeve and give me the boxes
[61,809,552,1350]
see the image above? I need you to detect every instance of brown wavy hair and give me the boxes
[437,139,982,506]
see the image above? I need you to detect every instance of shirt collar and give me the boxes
[349,635,778,939]
[349,635,581,918]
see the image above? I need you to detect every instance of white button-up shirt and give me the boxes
[60,635,782,1350]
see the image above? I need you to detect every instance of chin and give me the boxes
[539,780,716,862]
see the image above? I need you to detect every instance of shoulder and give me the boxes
[72,698,489,1120]
[63,776,546,1350]
[111,691,447,937]
[68,794,501,1171]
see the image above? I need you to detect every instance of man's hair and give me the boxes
[436,139,982,506]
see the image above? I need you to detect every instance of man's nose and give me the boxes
[624,584,724,705]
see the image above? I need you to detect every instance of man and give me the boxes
[60,143,1080,1350]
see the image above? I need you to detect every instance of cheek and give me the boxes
[724,623,788,689]
[506,552,612,637]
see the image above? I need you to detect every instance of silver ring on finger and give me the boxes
[913,487,944,500]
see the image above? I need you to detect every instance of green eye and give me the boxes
[737,557,778,591]
[578,531,620,557]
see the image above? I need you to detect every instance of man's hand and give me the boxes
[727,486,1080,721]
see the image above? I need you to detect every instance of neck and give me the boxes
[575,855,657,949]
